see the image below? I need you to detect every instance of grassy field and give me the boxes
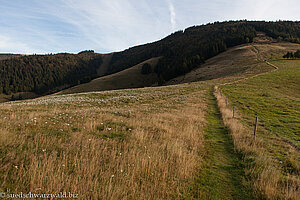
[1,41,300,199]
[220,59,300,199]
[190,90,255,200]
[1,81,262,199]
[221,59,300,148]
[167,42,300,85]
[0,83,210,199]
[61,57,160,95]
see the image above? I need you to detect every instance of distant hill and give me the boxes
[166,41,300,85]
[1,20,300,101]
[60,57,160,94]
[0,52,102,96]
[107,21,300,82]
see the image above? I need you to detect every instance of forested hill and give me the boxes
[0,52,102,95]
[1,20,300,98]
[108,21,300,82]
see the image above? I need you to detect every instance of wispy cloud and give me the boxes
[34,0,173,53]
[0,0,300,54]
[167,0,176,31]
[0,34,41,54]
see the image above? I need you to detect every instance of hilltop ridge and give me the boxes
[1,20,300,101]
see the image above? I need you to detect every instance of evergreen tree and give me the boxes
[141,63,152,74]
[0,53,102,95]
[294,50,300,58]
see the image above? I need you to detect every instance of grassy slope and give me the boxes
[189,90,255,199]
[0,82,209,199]
[193,40,300,199]
[44,40,300,96]
[1,81,258,199]
[220,59,300,199]
[221,59,300,148]
[60,57,160,94]
[1,40,300,199]
[167,42,300,85]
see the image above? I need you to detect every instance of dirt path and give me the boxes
[216,45,300,152]
[193,90,255,199]
[218,45,278,87]
[195,44,281,199]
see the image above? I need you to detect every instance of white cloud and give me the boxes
[1,0,300,54]
[167,0,176,31]
[40,0,172,52]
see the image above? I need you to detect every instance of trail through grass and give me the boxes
[222,59,300,149]
[191,89,255,199]
[218,59,300,199]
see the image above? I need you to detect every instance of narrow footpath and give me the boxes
[192,44,275,199]
[192,90,256,199]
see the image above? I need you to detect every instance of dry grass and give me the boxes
[0,84,207,199]
[61,57,161,95]
[214,86,300,200]
[167,42,300,86]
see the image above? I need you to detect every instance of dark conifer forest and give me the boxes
[109,21,300,82]
[0,52,102,95]
[1,20,300,96]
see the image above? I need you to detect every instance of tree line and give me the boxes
[2,21,300,96]
[250,21,300,43]
[283,50,300,58]
[110,21,300,83]
[0,52,102,95]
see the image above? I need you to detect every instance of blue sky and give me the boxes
[0,0,299,54]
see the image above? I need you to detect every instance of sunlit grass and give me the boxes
[220,59,300,199]
[0,83,207,199]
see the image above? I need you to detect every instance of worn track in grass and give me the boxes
[194,43,282,199]
[191,90,256,199]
